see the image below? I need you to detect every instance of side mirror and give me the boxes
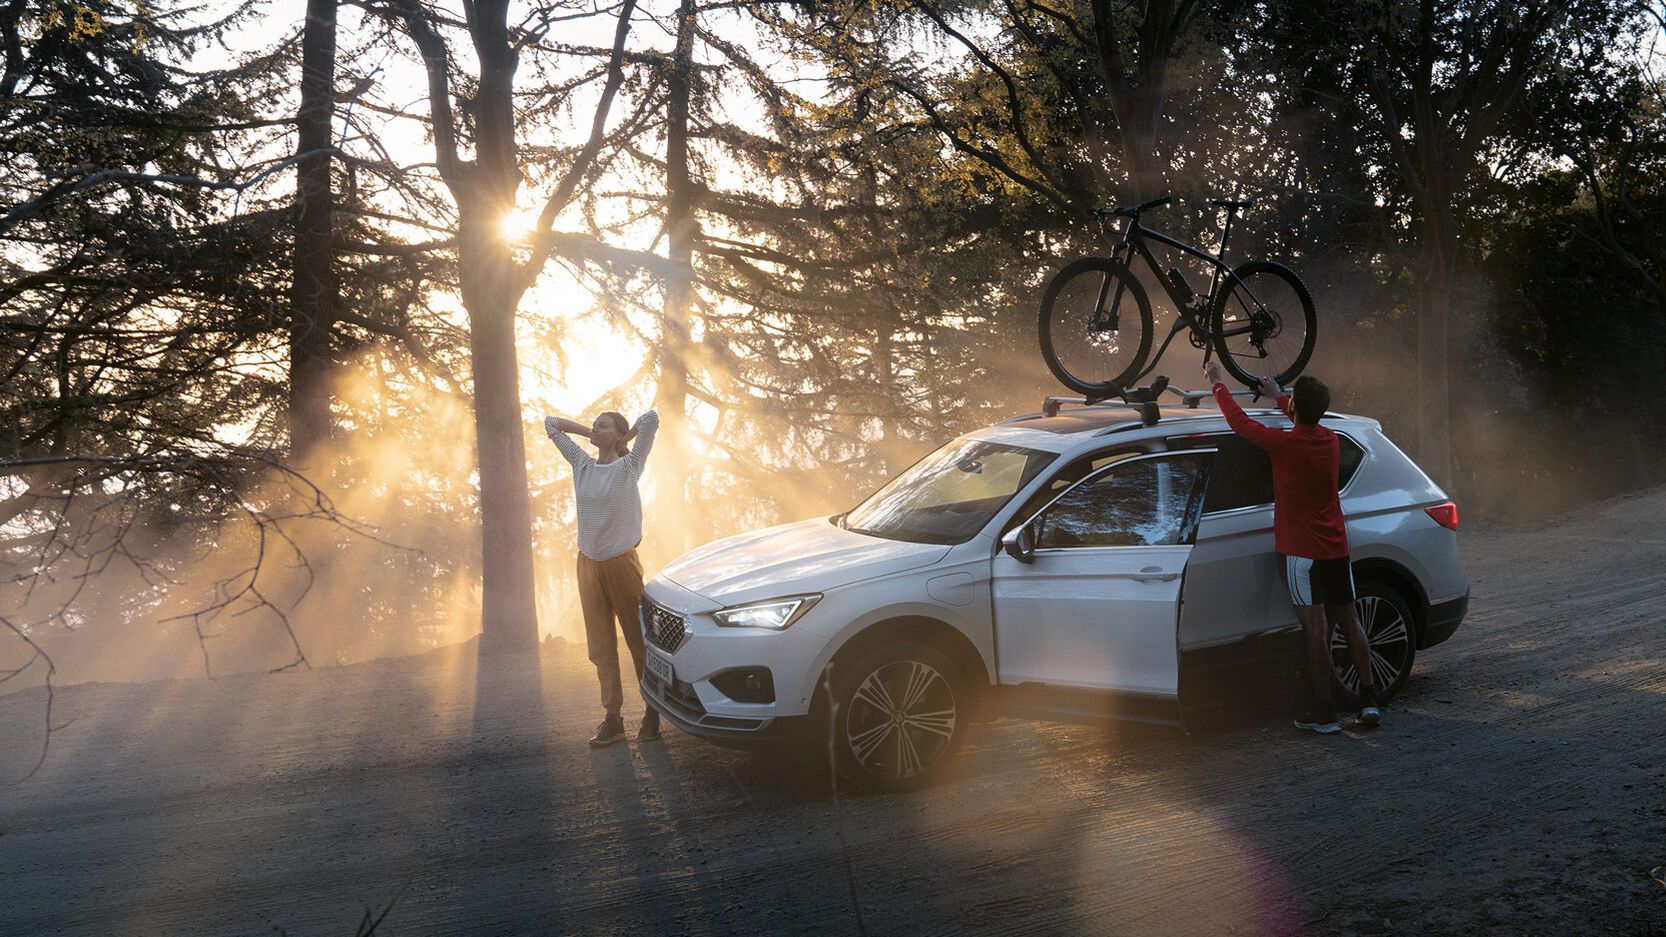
[1003,524,1037,563]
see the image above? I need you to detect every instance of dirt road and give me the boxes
[3,489,1665,936]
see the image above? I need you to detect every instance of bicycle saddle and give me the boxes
[1208,197,1255,210]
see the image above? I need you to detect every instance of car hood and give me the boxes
[660,517,951,605]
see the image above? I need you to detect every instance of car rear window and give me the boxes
[1170,431,1365,512]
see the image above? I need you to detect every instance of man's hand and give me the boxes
[1203,361,1222,386]
[544,416,559,437]
[1256,376,1281,399]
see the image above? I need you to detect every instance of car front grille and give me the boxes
[641,599,687,652]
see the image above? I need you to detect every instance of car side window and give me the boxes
[1003,449,1144,535]
[1337,435,1365,489]
[1194,434,1273,512]
[1034,453,1211,549]
[1172,432,1368,512]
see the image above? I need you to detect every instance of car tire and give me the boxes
[1330,579,1417,706]
[824,641,968,793]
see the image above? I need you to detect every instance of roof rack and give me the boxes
[1041,376,1266,425]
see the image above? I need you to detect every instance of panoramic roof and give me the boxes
[1002,406,1147,434]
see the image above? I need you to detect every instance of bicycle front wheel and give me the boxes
[1210,260,1316,387]
[1038,257,1153,396]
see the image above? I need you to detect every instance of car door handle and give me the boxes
[1132,566,1179,582]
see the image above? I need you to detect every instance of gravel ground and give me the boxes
[2,488,1664,936]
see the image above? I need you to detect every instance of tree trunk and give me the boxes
[1414,189,1459,490]
[460,211,539,651]
[1089,0,1186,202]
[654,0,699,553]
[1115,89,1167,202]
[288,0,338,464]
[464,0,538,651]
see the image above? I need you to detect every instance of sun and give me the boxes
[499,206,541,242]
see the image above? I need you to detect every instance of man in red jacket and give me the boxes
[1204,362,1380,733]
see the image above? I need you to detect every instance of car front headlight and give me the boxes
[712,594,822,630]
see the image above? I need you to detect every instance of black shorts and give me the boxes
[1285,554,1356,606]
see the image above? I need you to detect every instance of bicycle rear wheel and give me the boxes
[1038,257,1153,396]
[1209,260,1316,387]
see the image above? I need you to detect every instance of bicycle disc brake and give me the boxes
[1246,305,1280,356]
[1088,306,1121,333]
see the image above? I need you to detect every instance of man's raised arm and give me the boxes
[1205,364,1285,451]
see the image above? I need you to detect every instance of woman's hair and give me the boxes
[598,411,630,456]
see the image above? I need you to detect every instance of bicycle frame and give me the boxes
[1097,213,1261,382]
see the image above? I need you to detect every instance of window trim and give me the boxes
[1016,449,1217,552]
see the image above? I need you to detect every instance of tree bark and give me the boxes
[289,0,338,464]
[1414,229,1456,488]
[461,210,539,651]
[1088,0,1196,201]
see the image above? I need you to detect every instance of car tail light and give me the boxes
[1425,501,1459,531]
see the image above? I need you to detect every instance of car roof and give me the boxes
[968,401,1379,454]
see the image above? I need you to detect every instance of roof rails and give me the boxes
[1041,375,1266,426]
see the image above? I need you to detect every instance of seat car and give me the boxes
[638,392,1468,791]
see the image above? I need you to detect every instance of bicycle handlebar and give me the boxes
[1101,195,1173,219]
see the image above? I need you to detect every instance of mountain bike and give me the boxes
[1038,195,1317,397]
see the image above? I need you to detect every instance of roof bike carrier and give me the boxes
[1040,375,1267,425]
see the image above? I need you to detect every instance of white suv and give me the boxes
[639,394,1468,790]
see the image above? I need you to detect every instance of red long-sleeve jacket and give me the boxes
[1211,382,1350,560]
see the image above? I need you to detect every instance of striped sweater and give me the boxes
[546,410,659,561]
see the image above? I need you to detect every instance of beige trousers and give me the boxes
[577,549,647,716]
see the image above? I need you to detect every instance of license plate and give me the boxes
[645,650,674,685]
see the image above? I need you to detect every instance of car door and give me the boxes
[1175,432,1286,651]
[1175,430,1371,651]
[991,451,1212,704]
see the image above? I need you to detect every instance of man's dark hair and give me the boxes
[599,410,630,456]
[1292,376,1329,424]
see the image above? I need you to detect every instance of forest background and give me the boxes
[3,0,1663,688]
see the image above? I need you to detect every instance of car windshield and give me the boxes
[841,439,1056,544]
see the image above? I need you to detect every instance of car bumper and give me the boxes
[640,671,812,748]
[637,575,830,745]
[1420,590,1468,648]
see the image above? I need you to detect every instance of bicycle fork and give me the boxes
[1090,247,1129,332]
[1089,277,1119,331]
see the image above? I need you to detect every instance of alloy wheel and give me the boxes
[1331,594,1413,695]
[843,659,958,781]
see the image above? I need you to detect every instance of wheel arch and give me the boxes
[822,615,993,711]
